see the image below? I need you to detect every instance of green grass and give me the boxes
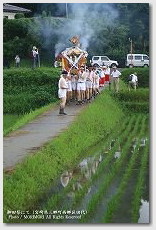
[38,115,137,221]
[131,143,149,222]
[3,81,149,223]
[109,87,149,114]
[3,90,125,223]
[3,101,58,136]
[3,114,23,132]
[102,118,148,223]
[79,115,144,223]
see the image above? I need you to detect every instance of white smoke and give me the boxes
[29,3,119,57]
[54,3,119,55]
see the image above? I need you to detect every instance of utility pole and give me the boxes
[129,38,133,65]
[66,3,68,19]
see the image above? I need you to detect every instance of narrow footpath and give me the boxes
[3,83,108,171]
[3,103,86,171]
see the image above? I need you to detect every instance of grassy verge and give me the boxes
[3,90,124,223]
[3,101,58,136]
[3,114,23,132]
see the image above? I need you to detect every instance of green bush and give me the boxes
[3,67,60,114]
[4,92,56,114]
[15,13,25,19]
[115,89,149,102]
[111,88,149,114]
[120,68,149,88]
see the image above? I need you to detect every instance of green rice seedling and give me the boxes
[69,115,137,207]
[102,118,148,223]
[121,102,149,113]
[79,115,145,223]
[131,142,149,222]
[44,114,145,223]
[30,116,133,223]
[45,114,138,215]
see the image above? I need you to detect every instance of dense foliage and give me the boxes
[3,3,149,67]
[3,68,60,114]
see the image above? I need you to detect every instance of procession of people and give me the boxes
[58,64,121,115]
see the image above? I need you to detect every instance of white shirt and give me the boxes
[15,56,20,63]
[58,76,68,89]
[32,50,38,58]
[86,71,94,82]
[111,70,121,78]
[100,70,105,78]
[78,71,87,83]
[105,68,110,75]
[131,74,138,82]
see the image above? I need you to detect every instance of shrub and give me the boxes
[115,89,149,102]
[15,13,25,19]
[3,67,60,114]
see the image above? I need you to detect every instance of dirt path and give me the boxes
[3,103,86,171]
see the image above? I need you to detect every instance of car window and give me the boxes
[93,57,99,60]
[128,55,133,60]
[134,55,142,60]
[143,55,149,60]
[101,57,109,61]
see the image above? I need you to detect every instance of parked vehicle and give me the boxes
[126,54,149,67]
[90,56,118,68]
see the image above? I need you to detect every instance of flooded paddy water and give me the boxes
[35,114,149,224]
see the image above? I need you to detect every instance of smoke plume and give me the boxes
[29,3,119,57]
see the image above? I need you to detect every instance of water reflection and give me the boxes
[131,137,148,153]
[114,144,121,159]
[60,154,103,192]
[131,137,138,152]
[138,199,149,223]
[114,151,121,159]
[140,137,148,147]
[60,171,73,187]
[60,136,148,194]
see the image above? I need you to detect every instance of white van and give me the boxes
[91,56,118,68]
[126,54,149,67]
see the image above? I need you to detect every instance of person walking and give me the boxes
[110,66,121,92]
[58,70,69,115]
[128,72,138,91]
[94,70,100,95]
[76,67,87,105]
[15,55,20,67]
[66,73,72,105]
[86,66,94,102]
[71,73,78,101]
[99,66,106,87]
[105,65,110,83]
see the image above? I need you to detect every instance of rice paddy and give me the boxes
[37,114,149,224]
[3,86,149,224]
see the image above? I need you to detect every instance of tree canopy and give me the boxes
[3,3,149,67]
